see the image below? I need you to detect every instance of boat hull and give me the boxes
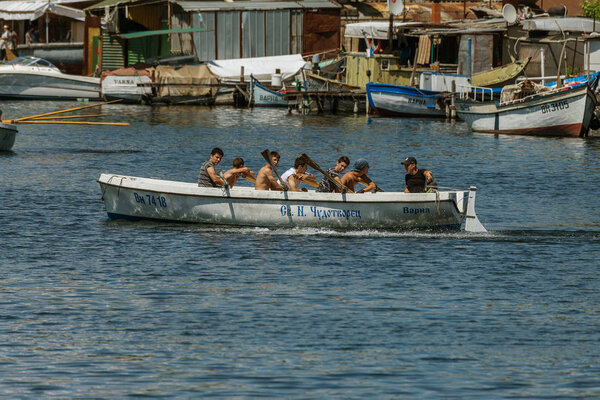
[250,79,288,107]
[0,122,18,151]
[101,75,153,104]
[366,83,447,117]
[456,86,597,137]
[0,70,100,100]
[98,174,476,230]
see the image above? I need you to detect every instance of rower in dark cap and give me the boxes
[401,156,435,193]
[341,158,377,193]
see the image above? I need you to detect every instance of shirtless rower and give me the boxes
[223,157,254,188]
[341,158,377,193]
[255,151,284,191]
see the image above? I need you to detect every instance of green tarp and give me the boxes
[117,28,206,39]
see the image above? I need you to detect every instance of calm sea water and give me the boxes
[1,101,599,398]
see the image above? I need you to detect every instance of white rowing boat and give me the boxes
[98,174,487,232]
[0,121,18,151]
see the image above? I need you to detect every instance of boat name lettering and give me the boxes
[408,98,426,105]
[133,192,168,208]
[259,95,281,102]
[279,205,361,220]
[541,100,569,114]
[114,79,136,85]
[310,206,361,220]
[403,207,430,214]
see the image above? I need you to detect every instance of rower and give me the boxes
[277,157,315,192]
[401,156,435,193]
[316,156,349,193]
[341,158,377,193]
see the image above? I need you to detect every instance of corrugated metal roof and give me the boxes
[175,1,302,11]
[85,0,138,10]
[522,17,600,33]
[296,0,340,9]
[0,1,85,21]
[174,0,338,12]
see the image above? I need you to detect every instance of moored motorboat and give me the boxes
[0,121,18,151]
[0,56,100,100]
[98,173,486,232]
[456,79,598,137]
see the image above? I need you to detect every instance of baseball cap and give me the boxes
[352,158,369,172]
[401,157,417,165]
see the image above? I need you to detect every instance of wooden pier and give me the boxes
[283,90,366,114]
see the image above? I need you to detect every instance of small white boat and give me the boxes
[98,173,487,232]
[456,81,598,137]
[0,121,18,151]
[250,76,288,107]
[0,57,100,100]
[101,74,153,103]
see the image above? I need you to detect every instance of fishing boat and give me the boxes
[0,56,100,100]
[97,173,487,232]
[250,76,288,107]
[456,77,599,137]
[366,59,530,118]
[0,121,18,151]
[366,83,449,117]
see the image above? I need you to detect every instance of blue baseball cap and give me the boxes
[353,158,369,172]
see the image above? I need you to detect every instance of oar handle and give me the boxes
[13,99,122,122]
[358,176,384,192]
[261,149,288,190]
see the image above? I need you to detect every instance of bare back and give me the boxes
[341,171,359,192]
[255,164,283,191]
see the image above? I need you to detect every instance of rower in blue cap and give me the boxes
[341,158,377,193]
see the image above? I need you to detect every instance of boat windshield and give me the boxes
[5,57,57,68]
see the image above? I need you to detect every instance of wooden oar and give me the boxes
[303,178,319,188]
[14,120,130,126]
[11,100,122,122]
[27,114,108,120]
[261,149,288,190]
[358,176,384,192]
[300,153,352,193]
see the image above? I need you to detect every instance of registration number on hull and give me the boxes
[541,100,569,114]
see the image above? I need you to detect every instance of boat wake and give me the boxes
[104,219,494,239]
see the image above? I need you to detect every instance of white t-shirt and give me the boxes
[278,167,299,188]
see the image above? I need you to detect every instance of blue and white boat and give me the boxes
[366,83,449,117]
[366,70,474,117]
[366,60,530,117]
[250,76,288,107]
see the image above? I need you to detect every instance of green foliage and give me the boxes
[582,0,600,19]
